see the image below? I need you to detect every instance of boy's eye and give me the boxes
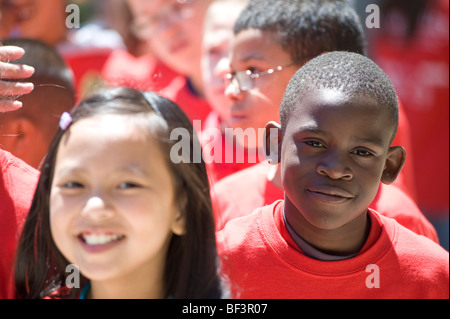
[352,149,373,157]
[246,67,261,75]
[305,140,324,148]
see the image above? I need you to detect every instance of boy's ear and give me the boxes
[381,146,406,185]
[1,117,33,153]
[263,121,283,165]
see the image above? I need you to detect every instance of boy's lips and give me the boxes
[306,186,354,204]
[229,109,247,125]
[230,114,247,125]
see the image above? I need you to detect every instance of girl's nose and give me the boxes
[81,196,114,220]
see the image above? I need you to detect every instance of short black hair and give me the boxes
[234,0,367,64]
[280,51,399,141]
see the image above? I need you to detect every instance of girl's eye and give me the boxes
[117,182,142,190]
[62,181,83,189]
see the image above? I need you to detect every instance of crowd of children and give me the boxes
[0,0,448,299]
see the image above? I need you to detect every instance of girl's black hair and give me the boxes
[14,87,224,299]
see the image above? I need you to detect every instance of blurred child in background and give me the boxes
[0,38,75,169]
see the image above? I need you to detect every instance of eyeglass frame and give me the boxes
[225,63,296,92]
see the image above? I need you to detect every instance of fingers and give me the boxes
[0,80,34,112]
[0,46,35,79]
[0,45,35,112]
[0,99,24,112]
[0,61,35,79]
[0,79,34,95]
[0,45,26,62]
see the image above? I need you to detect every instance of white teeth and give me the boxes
[82,234,123,245]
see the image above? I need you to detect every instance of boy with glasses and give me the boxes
[200,0,255,184]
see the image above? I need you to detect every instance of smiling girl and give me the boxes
[14,87,224,299]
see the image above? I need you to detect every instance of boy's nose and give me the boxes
[316,151,353,181]
[224,80,243,101]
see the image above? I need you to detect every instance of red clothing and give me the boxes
[201,111,258,185]
[64,49,112,102]
[391,99,416,200]
[102,50,211,126]
[101,50,177,93]
[159,75,212,126]
[371,0,449,213]
[0,150,39,299]
[212,162,438,243]
[211,161,278,228]
[217,200,449,299]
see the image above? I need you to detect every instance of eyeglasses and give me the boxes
[225,63,295,92]
[131,0,196,40]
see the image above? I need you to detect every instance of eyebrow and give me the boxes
[54,164,151,178]
[351,136,385,148]
[295,126,386,148]
[295,126,328,136]
[239,53,267,63]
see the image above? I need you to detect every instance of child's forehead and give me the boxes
[289,88,389,124]
[232,29,286,60]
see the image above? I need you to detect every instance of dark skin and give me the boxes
[265,88,406,256]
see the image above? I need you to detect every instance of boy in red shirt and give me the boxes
[200,0,256,184]
[0,38,75,169]
[216,51,449,299]
[212,0,433,240]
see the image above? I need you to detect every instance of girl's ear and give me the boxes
[263,121,283,165]
[171,211,186,236]
[171,194,187,236]
[381,146,406,185]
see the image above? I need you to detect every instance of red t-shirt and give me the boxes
[159,75,212,127]
[370,0,449,213]
[201,111,258,185]
[391,99,417,200]
[64,49,112,102]
[216,200,449,299]
[101,50,177,93]
[102,50,212,126]
[0,150,39,299]
[212,162,438,243]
